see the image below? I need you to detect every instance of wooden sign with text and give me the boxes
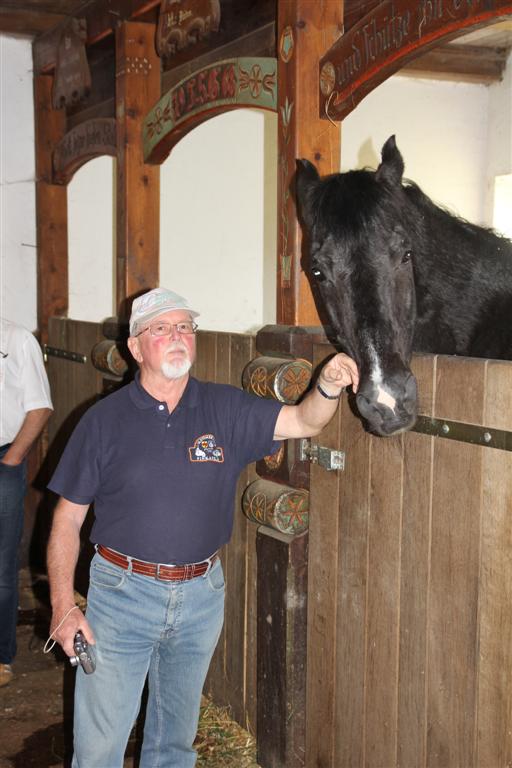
[53,118,116,183]
[143,57,277,162]
[320,0,512,121]
[156,0,221,59]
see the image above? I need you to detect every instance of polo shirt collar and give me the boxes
[129,371,199,410]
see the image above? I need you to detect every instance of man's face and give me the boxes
[128,309,197,380]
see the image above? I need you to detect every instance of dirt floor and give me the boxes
[0,570,258,768]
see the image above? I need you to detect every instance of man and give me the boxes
[47,287,359,767]
[0,317,53,687]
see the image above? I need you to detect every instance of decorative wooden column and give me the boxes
[115,22,161,316]
[34,74,68,344]
[276,0,342,326]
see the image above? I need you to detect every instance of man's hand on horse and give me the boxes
[319,353,359,394]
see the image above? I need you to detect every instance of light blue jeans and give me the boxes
[72,551,225,768]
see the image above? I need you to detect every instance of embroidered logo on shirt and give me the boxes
[189,434,224,463]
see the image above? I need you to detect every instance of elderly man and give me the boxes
[47,287,358,768]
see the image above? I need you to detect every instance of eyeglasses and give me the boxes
[136,321,198,337]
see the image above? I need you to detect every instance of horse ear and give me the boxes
[296,159,320,228]
[375,135,404,186]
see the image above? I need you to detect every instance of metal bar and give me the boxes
[43,345,87,364]
[412,415,512,452]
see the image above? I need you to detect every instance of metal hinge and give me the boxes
[299,438,345,471]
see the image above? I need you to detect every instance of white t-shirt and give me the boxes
[0,318,53,445]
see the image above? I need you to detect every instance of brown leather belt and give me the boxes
[97,545,218,581]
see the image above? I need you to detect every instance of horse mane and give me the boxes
[403,179,512,261]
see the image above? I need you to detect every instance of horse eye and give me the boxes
[311,267,325,281]
[402,250,413,264]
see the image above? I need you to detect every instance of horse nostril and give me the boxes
[356,393,376,420]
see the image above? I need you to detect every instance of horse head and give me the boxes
[297,136,419,436]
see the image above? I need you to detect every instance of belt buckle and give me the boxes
[155,562,175,581]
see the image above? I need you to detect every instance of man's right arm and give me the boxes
[47,498,93,655]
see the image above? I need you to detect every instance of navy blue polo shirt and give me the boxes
[48,374,283,564]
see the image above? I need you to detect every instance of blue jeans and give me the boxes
[72,551,225,768]
[0,444,26,664]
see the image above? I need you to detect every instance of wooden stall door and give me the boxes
[306,342,512,768]
[40,317,104,586]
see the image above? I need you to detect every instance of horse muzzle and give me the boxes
[355,371,418,437]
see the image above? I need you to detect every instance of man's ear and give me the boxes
[127,335,143,364]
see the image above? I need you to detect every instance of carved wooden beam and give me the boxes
[277,0,342,327]
[115,21,161,313]
[52,118,116,184]
[143,56,277,164]
[320,0,512,122]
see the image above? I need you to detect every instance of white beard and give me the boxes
[161,358,192,379]
[160,342,192,380]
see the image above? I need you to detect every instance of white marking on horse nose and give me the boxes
[376,386,397,412]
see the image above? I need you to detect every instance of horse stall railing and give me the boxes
[306,341,512,768]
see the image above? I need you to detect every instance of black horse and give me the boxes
[296,135,512,436]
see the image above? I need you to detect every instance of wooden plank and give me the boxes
[397,432,432,768]
[222,332,248,722]
[434,356,486,425]
[256,527,308,768]
[364,433,403,768]
[401,43,507,84]
[305,340,340,767]
[240,335,259,735]
[333,387,371,767]
[34,74,68,343]
[276,0,341,326]
[397,355,436,768]
[115,21,160,316]
[427,356,486,767]
[475,359,512,766]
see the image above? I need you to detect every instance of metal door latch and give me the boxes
[299,439,345,471]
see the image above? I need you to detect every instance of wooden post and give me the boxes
[115,21,160,316]
[34,74,68,344]
[276,0,342,326]
[257,529,308,768]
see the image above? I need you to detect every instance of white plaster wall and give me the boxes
[486,51,512,224]
[160,109,277,333]
[67,156,114,321]
[0,35,37,331]
[340,75,490,225]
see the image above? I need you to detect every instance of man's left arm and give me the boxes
[274,353,359,440]
[1,407,53,466]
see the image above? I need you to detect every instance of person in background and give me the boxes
[0,317,53,687]
[46,287,359,767]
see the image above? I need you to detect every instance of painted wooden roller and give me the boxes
[242,478,309,535]
[242,356,312,404]
[91,340,128,377]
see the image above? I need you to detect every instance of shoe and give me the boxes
[0,663,13,687]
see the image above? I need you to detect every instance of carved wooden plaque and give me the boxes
[156,0,221,59]
[52,18,91,110]
[53,119,116,183]
[320,0,512,121]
